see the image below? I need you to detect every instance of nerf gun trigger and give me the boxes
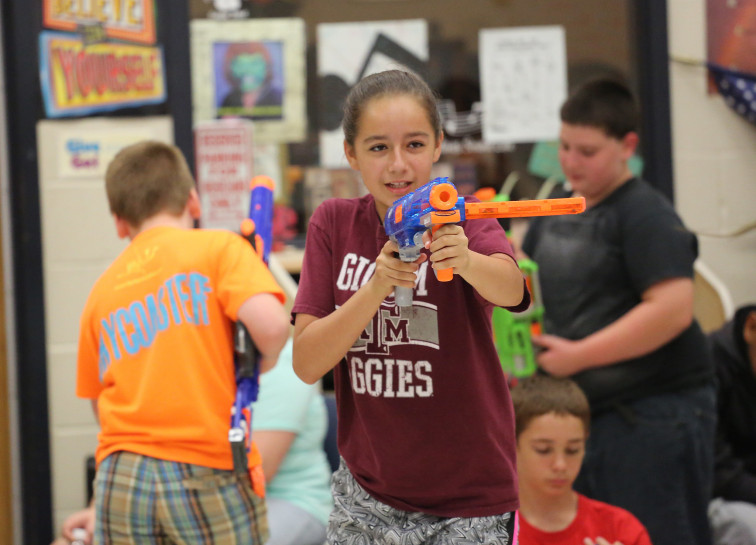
[427,182,462,282]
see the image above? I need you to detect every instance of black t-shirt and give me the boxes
[522,178,713,411]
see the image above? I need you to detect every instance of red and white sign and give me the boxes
[194,120,255,231]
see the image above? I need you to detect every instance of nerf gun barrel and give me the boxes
[241,175,275,264]
[230,175,275,475]
[384,177,586,306]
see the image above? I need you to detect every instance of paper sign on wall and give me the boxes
[479,26,567,144]
[195,120,256,231]
[55,130,160,179]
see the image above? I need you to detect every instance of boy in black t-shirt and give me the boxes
[522,78,716,545]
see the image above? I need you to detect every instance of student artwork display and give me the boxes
[43,0,157,44]
[38,0,165,118]
[316,19,429,167]
[38,31,166,118]
[706,0,756,125]
[190,18,307,144]
[479,25,567,144]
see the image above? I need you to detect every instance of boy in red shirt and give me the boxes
[512,374,653,545]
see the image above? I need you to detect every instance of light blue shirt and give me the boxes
[254,339,334,525]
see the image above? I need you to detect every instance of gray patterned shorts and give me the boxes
[327,460,517,545]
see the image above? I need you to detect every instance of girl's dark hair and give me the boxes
[510,374,591,439]
[342,69,442,146]
[560,77,639,139]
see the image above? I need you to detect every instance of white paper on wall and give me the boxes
[195,119,255,231]
[479,25,567,144]
[317,19,429,168]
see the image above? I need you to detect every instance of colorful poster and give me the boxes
[190,18,307,144]
[39,31,166,118]
[194,120,256,231]
[316,19,429,167]
[479,26,567,144]
[707,0,756,76]
[706,0,756,125]
[213,40,285,120]
[43,0,156,44]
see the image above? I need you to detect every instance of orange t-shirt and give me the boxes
[77,226,284,470]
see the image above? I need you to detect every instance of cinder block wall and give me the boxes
[38,117,174,531]
[668,0,756,308]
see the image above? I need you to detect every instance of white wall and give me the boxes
[37,117,174,532]
[668,0,756,310]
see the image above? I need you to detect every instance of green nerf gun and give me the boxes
[492,259,543,378]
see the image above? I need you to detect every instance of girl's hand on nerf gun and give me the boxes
[423,224,470,276]
[532,333,589,377]
[371,239,427,296]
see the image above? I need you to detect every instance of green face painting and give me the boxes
[230,53,268,92]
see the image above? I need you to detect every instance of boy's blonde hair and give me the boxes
[510,374,591,439]
[105,140,195,227]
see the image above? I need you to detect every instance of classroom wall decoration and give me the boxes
[706,0,756,125]
[38,31,166,118]
[316,19,429,167]
[479,25,566,144]
[190,18,307,144]
[43,0,157,44]
[194,119,256,231]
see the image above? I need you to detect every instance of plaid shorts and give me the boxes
[93,451,268,545]
[327,459,518,545]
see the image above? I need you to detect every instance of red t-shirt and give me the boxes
[292,194,529,517]
[517,494,653,545]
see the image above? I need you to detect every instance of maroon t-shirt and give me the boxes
[292,194,528,517]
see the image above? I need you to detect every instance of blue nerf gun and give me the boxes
[384,176,585,306]
[229,175,275,476]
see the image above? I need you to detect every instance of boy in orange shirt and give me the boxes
[512,374,653,545]
[76,140,290,544]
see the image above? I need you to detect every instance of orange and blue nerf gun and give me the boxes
[384,176,586,306]
[229,175,275,479]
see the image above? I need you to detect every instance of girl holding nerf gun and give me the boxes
[291,69,530,544]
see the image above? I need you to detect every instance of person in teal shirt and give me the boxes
[254,337,334,545]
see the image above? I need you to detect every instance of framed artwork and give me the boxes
[316,19,429,167]
[190,18,307,143]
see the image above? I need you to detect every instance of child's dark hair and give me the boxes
[560,77,639,139]
[342,69,442,146]
[105,140,195,228]
[510,374,591,439]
